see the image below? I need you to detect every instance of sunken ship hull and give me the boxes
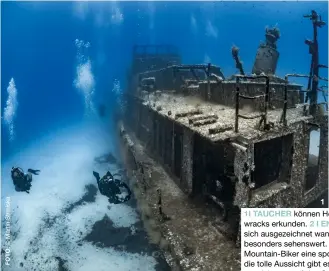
[116,13,328,271]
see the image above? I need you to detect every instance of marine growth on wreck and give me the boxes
[117,9,328,271]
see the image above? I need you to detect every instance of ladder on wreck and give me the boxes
[234,75,270,133]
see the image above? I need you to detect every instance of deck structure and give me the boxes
[116,12,328,270]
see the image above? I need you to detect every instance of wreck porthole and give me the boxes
[305,128,320,192]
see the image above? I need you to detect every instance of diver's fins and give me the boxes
[93,171,100,182]
[28,169,40,175]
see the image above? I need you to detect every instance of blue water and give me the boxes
[1,2,328,271]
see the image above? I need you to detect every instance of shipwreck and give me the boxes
[116,10,328,271]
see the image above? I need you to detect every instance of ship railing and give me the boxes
[172,63,226,81]
[234,74,270,133]
[280,74,328,125]
[173,63,224,99]
[318,64,328,70]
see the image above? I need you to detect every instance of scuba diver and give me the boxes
[11,167,40,194]
[93,170,132,204]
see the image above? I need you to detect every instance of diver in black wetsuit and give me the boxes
[93,170,132,204]
[11,167,40,194]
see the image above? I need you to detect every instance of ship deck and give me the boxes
[143,92,312,143]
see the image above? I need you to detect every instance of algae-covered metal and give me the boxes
[117,10,328,271]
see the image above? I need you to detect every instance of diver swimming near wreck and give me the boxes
[93,170,132,204]
[11,167,40,194]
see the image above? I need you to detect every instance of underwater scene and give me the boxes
[1,1,328,271]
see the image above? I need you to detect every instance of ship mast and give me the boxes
[303,10,326,115]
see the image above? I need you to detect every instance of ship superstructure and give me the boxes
[117,10,328,270]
